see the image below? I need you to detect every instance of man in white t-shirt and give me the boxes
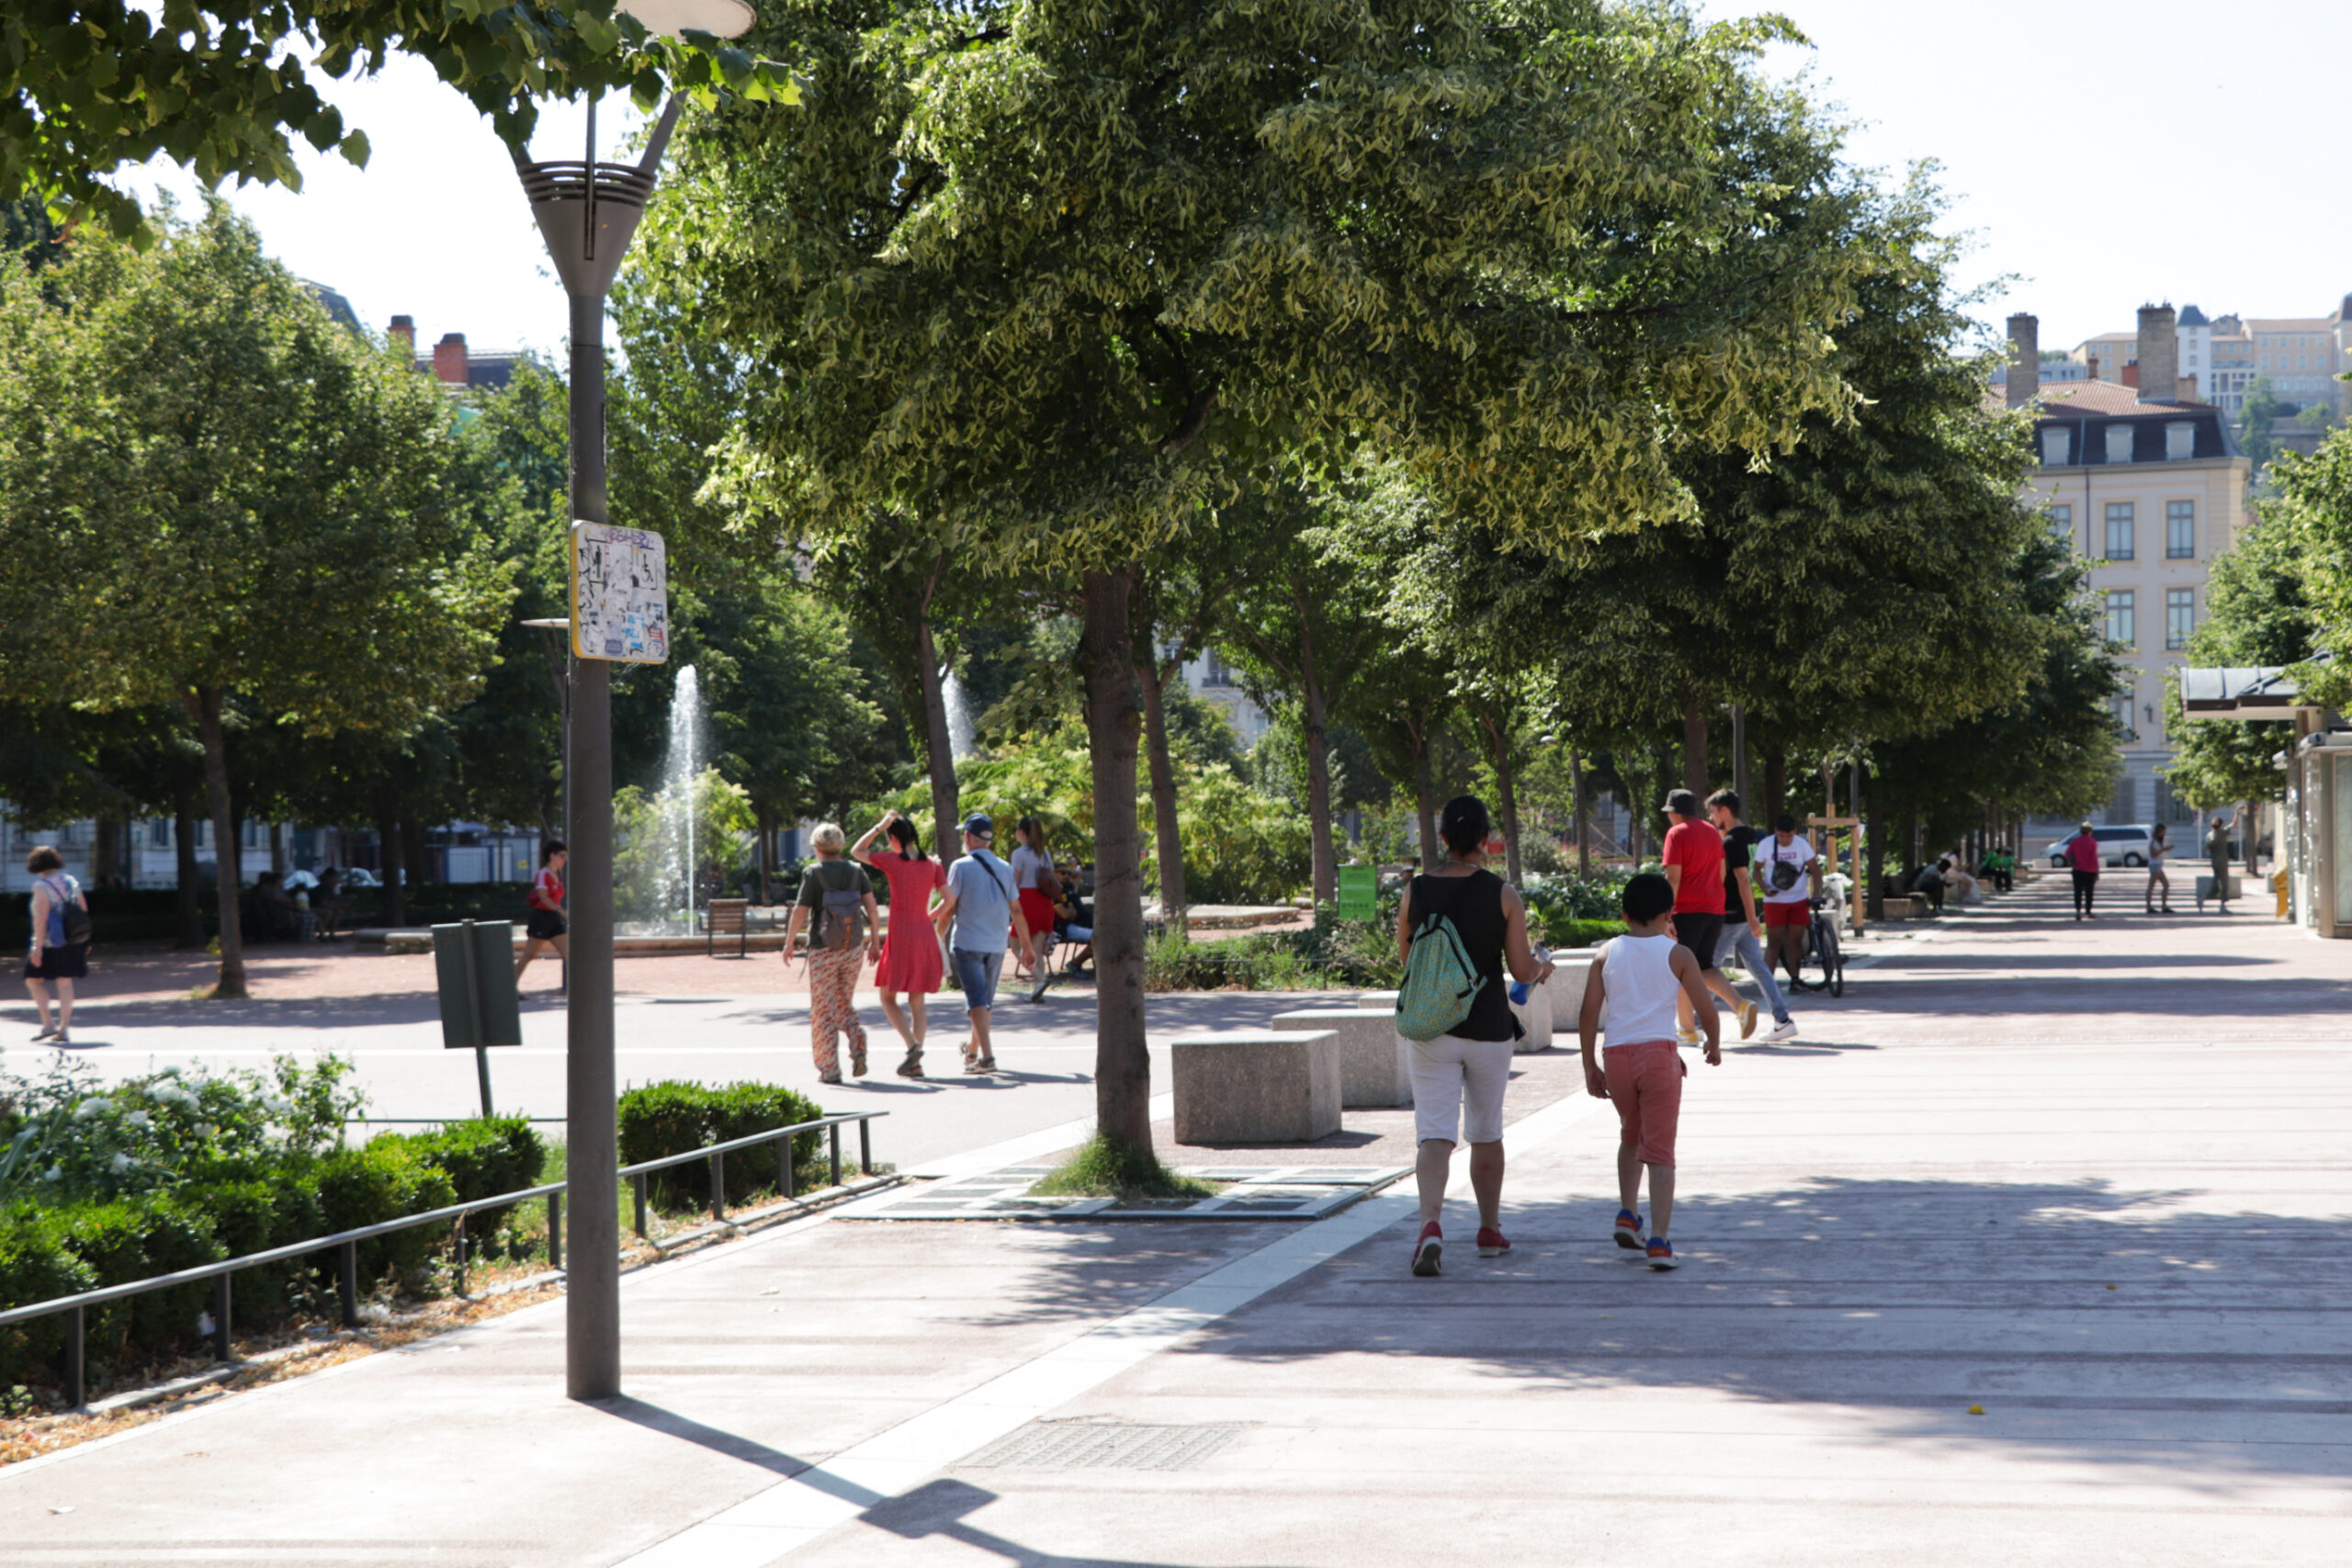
[1756,813,1822,995]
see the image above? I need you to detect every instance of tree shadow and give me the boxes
[1182,1174,2352,1483]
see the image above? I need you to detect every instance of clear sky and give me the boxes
[132,0,2351,360]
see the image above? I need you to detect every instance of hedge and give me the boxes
[0,1124,537,1387]
[616,1081,826,1211]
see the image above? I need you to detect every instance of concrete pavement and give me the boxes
[5,876,2348,1565]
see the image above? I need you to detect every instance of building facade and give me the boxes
[2006,308,2253,840]
[2065,299,2346,417]
[1178,647,1272,747]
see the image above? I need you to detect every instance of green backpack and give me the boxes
[1396,906,1482,1043]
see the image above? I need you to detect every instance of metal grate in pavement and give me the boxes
[854,1165,1405,1222]
[959,1420,1243,1472]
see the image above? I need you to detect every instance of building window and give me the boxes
[2111,776,2136,823]
[2164,422,2194,461]
[149,819,171,848]
[2166,587,2195,649]
[2104,423,2134,465]
[2049,502,2073,547]
[2165,500,2194,558]
[2041,425,2072,466]
[1202,649,1238,688]
[2104,502,2135,559]
[2105,589,2135,646]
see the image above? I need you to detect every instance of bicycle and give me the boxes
[1792,897,1845,998]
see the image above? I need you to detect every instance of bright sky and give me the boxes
[131,0,2350,360]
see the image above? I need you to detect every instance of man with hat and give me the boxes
[933,813,1034,1073]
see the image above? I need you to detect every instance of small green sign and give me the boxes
[1336,864,1379,921]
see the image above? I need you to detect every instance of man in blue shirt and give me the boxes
[933,814,1033,1073]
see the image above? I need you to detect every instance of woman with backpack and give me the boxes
[1393,795,1555,1277]
[23,844,90,1046]
[854,810,947,1078]
[787,822,881,1085]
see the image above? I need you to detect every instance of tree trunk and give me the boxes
[376,796,407,928]
[1079,568,1152,1158]
[756,812,775,904]
[1412,723,1438,871]
[1486,716,1522,886]
[1296,605,1337,906]
[1860,761,1884,923]
[1765,746,1788,829]
[1572,748,1592,880]
[186,688,248,998]
[1137,657,1188,925]
[173,788,205,949]
[1681,697,1709,797]
[403,818,431,888]
[269,820,288,879]
[914,610,959,873]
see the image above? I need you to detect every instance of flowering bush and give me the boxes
[0,1055,361,1206]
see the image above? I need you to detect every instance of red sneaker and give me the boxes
[1410,1221,1443,1277]
[1476,1226,1511,1258]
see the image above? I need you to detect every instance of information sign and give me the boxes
[1336,863,1380,921]
[570,522,669,663]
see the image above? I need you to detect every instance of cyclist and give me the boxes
[1756,813,1823,996]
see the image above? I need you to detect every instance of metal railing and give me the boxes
[0,1111,886,1409]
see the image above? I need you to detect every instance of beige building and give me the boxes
[2003,307,2253,837]
[2068,299,2348,416]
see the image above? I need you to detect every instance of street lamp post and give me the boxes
[511,0,754,1406]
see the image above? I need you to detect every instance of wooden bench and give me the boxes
[706,897,751,957]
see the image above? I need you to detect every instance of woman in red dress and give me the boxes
[854,811,946,1077]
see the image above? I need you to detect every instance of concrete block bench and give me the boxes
[1170,1031,1341,1143]
[1546,951,1599,1035]
[1268,1010,1412,1107]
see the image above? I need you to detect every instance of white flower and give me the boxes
[109,1152,134,1173]
[40,1165,61,1182]
[125,1110,153,1128]
[194,1122,216,1139]
[74,1097,112,1119]
[262,1097,291,1116]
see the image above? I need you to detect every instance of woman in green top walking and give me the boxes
[786,822,881,1084]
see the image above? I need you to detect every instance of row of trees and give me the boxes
[1,1,2133,1173]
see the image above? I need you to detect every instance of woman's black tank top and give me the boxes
[1409,868,1518,1042]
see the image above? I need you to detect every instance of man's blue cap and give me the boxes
[962,813,994,841]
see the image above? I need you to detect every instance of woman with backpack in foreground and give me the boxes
[23,843,90,1046]
[1394,795,1555,1277]
[786,822,882,1085]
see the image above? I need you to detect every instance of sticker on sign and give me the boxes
[571,523,668,663]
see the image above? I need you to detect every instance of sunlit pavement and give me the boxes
[5,876,2347,1565]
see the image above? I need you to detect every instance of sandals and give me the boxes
[968,1055,998,1075]
[896,1046,925,1080]
[850,1041,869,1077]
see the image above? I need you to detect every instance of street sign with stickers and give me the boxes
[570,522,669,663]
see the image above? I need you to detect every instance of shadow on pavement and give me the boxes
[1181,1173,2352,1482]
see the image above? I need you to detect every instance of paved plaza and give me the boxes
[4,877,2348,1565]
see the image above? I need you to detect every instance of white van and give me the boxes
[2043,824,2155,868]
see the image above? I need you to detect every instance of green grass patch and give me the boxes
[1027,1135,1221,1201]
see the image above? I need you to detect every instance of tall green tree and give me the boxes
[0,204,513,994]
[639,0,1871,1160]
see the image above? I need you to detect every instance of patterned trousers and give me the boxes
[808,946,868,1077]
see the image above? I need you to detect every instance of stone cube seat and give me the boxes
[1267,1010,1412,1107]
[1170,1030,1341,1144]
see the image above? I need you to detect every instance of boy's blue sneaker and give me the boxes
[1646,1237,1679,1270]
[1612,1210,1644,1250]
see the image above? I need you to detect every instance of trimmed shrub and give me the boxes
[34,1195,223,1371]
[0,1213,96,1382]
[312,1142,456,1292]
[378,1118,544,1244]
[616,1082,826,1211]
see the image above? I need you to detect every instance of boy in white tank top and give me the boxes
[1576,872,1721,1270]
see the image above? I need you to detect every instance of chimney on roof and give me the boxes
[2006,313,2039,408]
[432,332,469,386]
[388,315,415,355]
[2136,303,2178,404]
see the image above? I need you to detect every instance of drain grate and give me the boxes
[959,1420,1243,1472]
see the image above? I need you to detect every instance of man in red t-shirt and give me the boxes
[1660,789,1740,1043]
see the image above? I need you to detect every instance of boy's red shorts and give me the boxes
[1604,1039,1684,1167]
[1764,901,1811,929]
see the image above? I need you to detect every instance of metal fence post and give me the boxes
[338,1242,358,1329]
[211,1276,232,1362]
[777,1136,794,1201]
[63,1304,84,1408]
[858,1117,872,1177]
[453,1214,467,1298]
[548,1192,563,1269]
[829,1123,842,1188]
[709,1151,726,1220]
[632,1172,648,1239]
